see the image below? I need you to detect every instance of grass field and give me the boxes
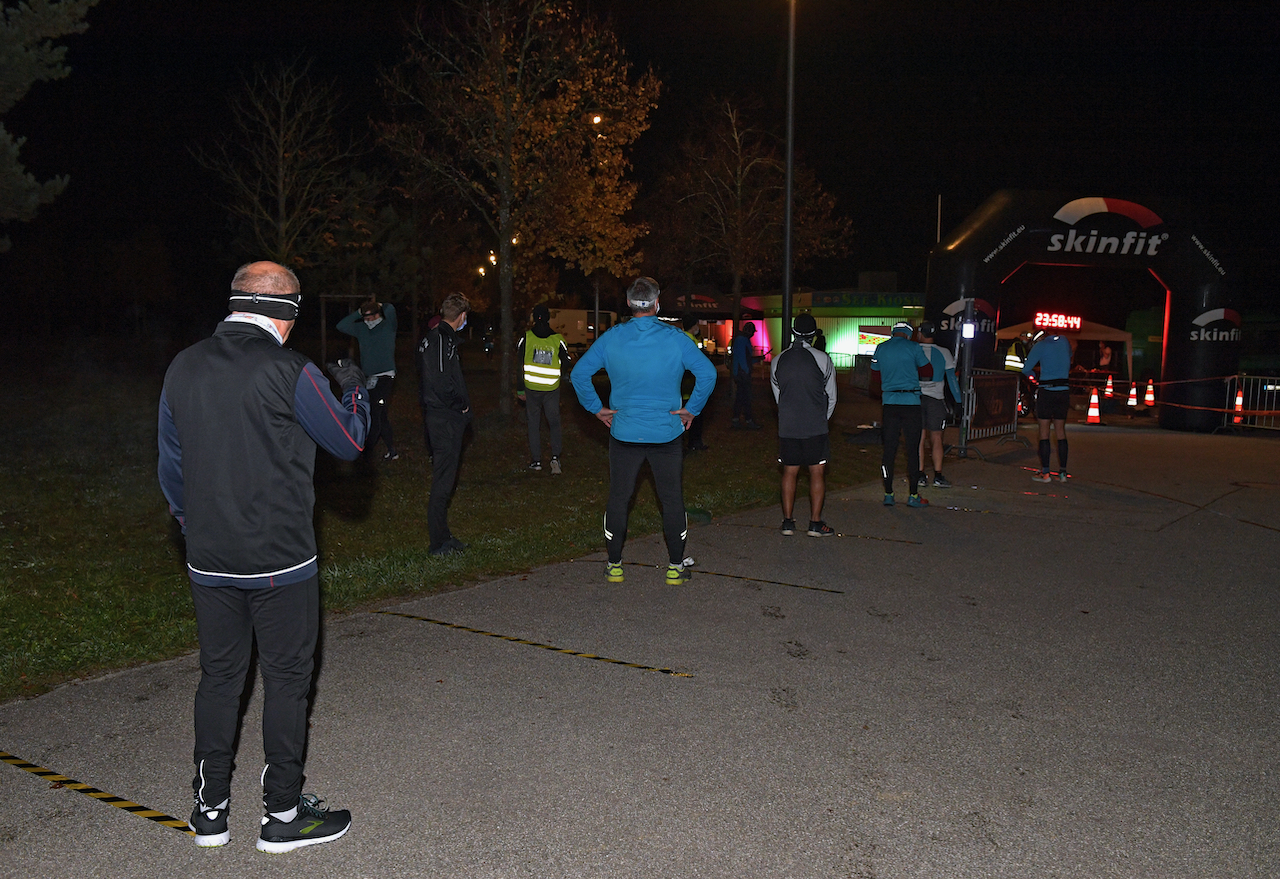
[0,339,883,702]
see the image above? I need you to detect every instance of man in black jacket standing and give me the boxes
[770,313,837,537]
[158,261,368,853]
[418,293,471,555]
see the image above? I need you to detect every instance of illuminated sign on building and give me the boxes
[1034,312,1082,331]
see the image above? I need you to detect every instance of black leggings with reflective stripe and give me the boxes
[605,436,687,565]
[881,403,923,493]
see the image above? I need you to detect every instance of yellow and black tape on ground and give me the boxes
[373,610,693,677]
[1,750,193,835]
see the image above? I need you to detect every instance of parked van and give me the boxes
[547,308,618,350]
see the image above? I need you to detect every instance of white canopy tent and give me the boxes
[996,320,1134,381]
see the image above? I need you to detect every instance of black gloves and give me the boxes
[326,359,367,392]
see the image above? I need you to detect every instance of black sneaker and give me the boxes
[780,518,796,535]
[382,450,399,461]
[807,520,835,537]
[528,461,542,471]
[190,797,230,848]
[932,473,951,488]
[256,794,351,854]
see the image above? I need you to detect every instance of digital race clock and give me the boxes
[1034,312,1082,331]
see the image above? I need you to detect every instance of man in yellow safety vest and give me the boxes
[516,304,571,474]
[1004,331,1032,371]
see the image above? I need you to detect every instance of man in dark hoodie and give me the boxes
[516,304,571,474]
[418,293,471,555]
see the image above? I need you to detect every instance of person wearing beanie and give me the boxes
[516,303,570,474]
[158,261,366,852]
[730,321,762,429]
[771,313,837,536]
[916,321,962,489]
[870,321,931,507]
[570,277,717,585]
[336,299,399,461]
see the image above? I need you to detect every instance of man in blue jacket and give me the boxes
[571,277,717,585]
[1022,331,1074,482]
[870,321,931,507]
[159,261,367,853]
[730,321,762,429]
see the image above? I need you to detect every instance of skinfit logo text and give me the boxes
[1190,309,1241,342]
[1047,229,1167,256]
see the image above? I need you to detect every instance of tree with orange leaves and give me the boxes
[381,0,658,414]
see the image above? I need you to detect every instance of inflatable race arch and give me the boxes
[925,190,1238,431]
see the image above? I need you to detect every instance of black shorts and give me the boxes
[1036,387,1070,421]
[921,395,948,431]
[778,433,830,467]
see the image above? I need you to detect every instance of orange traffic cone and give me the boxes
[1144,380,1155,406]
[1087,388,1101,424]
[1104,375,1114,398]
[1234,388,1244,424]
[1127,385,1138,407]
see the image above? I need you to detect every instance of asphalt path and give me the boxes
[1,423,1277,878]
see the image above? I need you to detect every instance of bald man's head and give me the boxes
[232,261,299,296]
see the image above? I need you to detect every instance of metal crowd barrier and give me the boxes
[1222,374,1280,431]
[955,368,1026,459]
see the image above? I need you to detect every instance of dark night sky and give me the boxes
[5,0,1279,318]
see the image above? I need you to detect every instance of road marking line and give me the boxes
[373,610,694,677]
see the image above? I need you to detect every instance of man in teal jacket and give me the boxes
[870,321,931,507]
[570,277,717,585]
[337,301,399,461]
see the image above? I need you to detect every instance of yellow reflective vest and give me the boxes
[1004,340,1027,371]
[523,331,564,390]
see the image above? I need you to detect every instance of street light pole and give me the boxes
[781,0,796,352]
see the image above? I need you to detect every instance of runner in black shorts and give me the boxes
[779,434,831,468]
[1022,332,1074,482]
[771,314,837,536]
[1035,386,1070,421]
